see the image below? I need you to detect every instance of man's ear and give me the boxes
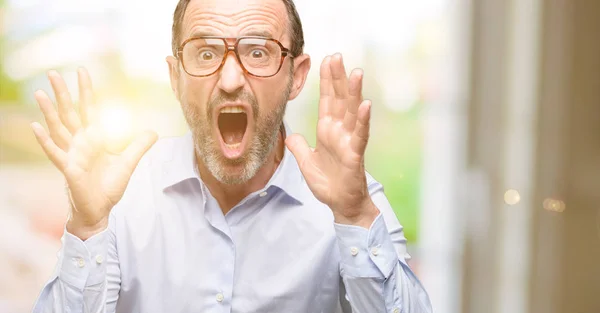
[166,56,180,100]
[288,54,311,101]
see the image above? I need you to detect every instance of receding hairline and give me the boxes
[172,0,304,57]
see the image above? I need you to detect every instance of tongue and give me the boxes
[219,113,247,145]
[222,128,244,144]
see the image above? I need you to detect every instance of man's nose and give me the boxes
[216,52,246,94]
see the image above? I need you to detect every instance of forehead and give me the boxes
[182,0,289,40]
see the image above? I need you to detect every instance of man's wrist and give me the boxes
[66,216,108,241]
[333,198,380,229]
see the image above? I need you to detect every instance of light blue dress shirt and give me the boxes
[33,123,432,313]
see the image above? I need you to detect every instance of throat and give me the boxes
[218,113,247,145]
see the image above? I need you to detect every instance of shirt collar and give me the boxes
[160,131,198,190]
[161,121,311,204]
[265,122,311,204]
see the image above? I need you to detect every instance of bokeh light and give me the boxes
[543,198,566,213]
[504,189,521,205]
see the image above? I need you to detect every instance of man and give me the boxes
[31,0,432,312]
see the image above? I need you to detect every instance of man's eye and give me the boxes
[200,51,214,60]
[251,50,265,58]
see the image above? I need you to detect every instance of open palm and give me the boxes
[31,69,157,239]
[286,54,376,223]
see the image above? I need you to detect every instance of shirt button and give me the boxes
[216,293,224,302]
[77,258,85,268]
[95,255,104,264]
[350,247,359,256]
[370,247,379,256]
[259,191,268,197]
[393,308,400,313]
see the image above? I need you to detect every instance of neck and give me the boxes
[197,128,285,215]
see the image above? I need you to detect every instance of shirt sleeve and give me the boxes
[32,212,121,313]
[334,179,432,313]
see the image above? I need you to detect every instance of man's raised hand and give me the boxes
[31,68,157,240]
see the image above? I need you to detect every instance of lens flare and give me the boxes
[98,104,134,153]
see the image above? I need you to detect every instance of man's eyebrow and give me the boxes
[187,29,275,39]
[189,30,217,38]
[241,30,274,38]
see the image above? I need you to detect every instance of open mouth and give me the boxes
[217,106,249,157]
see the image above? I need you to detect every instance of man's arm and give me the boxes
[285,54,431,312]
[32,213,121,313]
[28,68,155,313]
[334,180,432,313]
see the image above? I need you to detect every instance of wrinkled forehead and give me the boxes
[181,0,289,43]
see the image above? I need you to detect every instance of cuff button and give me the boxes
[370,247,379,256]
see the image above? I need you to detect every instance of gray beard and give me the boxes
[179,74,293,185]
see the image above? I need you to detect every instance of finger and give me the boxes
[35,90,72,150]
[77,68,95,126]
[119,131,158,175]
[285,134,312,170]
[319,55,334,120]
[48,70,83,134]
[342,68,364,131]
[350,100,372,156]
[31,122,67,170]
[329,53,349,120]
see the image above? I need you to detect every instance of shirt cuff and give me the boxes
[54,228,109,291]
[334,213,398,279]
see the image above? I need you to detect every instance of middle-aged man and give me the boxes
[31,0,432,312]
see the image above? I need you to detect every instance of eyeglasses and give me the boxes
[176,36,291,78]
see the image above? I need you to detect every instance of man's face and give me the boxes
[167,0,309,185]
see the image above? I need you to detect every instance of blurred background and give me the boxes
[0,0,599,312]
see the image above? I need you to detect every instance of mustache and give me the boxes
[207,90,259,120]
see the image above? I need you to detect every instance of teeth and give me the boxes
[220,106,245,114]
[224,142,241,149]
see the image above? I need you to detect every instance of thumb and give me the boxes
[285,134,312,169]
[120,130,158,174]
